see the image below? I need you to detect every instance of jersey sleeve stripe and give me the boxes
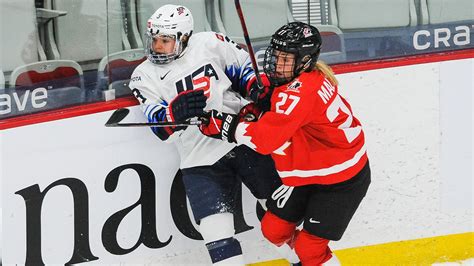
[146,105,162,122]
[225,58,256,96]
[239,60,256,88]
[142,100,175,140]
[225,64,242,93]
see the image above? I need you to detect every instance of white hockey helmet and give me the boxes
[145,4,194,64]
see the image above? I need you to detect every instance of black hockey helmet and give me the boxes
[263,22,322,86]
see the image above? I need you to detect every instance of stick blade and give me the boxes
[105,108,130,127]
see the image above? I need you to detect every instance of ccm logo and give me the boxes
[413,25,472,50]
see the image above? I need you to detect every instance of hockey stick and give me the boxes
[104,108,203,128]
[234,0,264,91]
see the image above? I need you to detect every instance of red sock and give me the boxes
[294,230,332,266]
[287,229,301,249]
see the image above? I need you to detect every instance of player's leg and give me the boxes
[293,229,333,265]
[231,146,301,263]
[295,162,371,265]
[262,184,312,264]
[232,145,282,216]
[260,211,301,264]
[181,161,245,265]
[200,213,244,265]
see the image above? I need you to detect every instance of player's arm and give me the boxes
[129,71,177,141]
[142,101,177,141]
[129,70,207,141]
[200,89,315,155]
[235,89,314,154]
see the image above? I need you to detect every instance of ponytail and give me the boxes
[314,60,338,86]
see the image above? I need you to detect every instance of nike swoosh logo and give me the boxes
[160,70,171,80]
[309,218,320,224]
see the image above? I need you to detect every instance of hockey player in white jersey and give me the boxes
[129,5,281,265]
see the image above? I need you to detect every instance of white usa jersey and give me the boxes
[129,32,255,168]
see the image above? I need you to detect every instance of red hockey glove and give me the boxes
[166,90,207,122]
[238,103,263,122]
[246,73,272,103]
[199,110,239,143]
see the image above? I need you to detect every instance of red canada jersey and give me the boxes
[234,70,368,186]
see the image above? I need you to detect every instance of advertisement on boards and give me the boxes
[1,107,269,265]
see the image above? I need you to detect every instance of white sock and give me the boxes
[274,243,300,264]
[323,253,341,265]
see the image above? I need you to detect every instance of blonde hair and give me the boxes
[314,60,338,86]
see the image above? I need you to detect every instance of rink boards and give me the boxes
[1,56,473,264]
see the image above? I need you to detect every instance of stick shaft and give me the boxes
[234,0,263,89]
[105,108,207,128]
[106,120,202,128]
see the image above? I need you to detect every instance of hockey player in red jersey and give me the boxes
[199,22,371,265]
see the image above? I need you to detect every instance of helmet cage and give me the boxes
[145,32,185,64]
[263,46,296,87]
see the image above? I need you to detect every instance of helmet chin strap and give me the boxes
[304,60,314,73]
[175,33,192,59]
[295,57,313,76]
[173,39,182,58]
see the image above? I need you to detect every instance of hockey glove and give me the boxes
[199,110,239,143]
[199,105,261,142]
[166,90,207,122]
[247,73,272,102]
[238,103,262,122]
[247,73,273,112]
